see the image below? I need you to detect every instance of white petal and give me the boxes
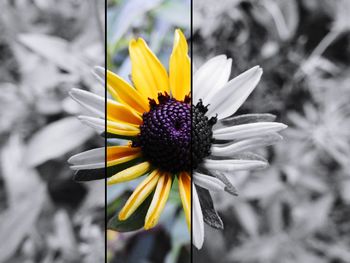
[192,185,204,249]
[202,159,268,172]
[206,66,262,119]
[68,147,104,170]
[78,116,105,133]
[213,122,287,140]
[93,66,105,86]
[69,88,105,118]
[211,133,283,156]
[193,55,231,104]
[193,172,226,192]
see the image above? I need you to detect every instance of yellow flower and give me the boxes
[69,29,287,249]
[106,30,190,230]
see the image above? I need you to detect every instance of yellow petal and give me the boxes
[178,172,191,230]
[129,38,169,100]
[107,70,149,113]
[107,146,141,167]
[108,161,151,185]
[169,29,190,101]
[107,99,142,125]
[118,170,160,220]
[144,172,172,229]
[107,120,139,131]
[107,120,139,137]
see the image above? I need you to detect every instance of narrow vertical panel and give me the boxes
[0,1,105,262]
[192,0,288,262]
[106,1,191,262]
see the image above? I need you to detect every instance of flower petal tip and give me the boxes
[67,155,75,164]
[68,88,80,98]
[118,212,126,221]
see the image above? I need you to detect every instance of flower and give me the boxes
[68,30,191,231]
[67,29,287,249]
[191,56,287,249]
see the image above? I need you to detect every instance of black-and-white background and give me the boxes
[0,1,105,262]
[2,0,350,262]
[194,0,350,262]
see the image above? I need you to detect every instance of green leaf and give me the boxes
[107,194,128,217]
[168,176,181,204]
[107,194,153,232]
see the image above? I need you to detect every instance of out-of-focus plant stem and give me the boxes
[297,29,342,78]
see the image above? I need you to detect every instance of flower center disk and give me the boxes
[135,94,190,173]
[192,100,216,169]
[134,95,215,173]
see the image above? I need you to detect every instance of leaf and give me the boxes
[0,181,45,262]
[233,201,259,236]
[293,194,334,235]
[107,178,142,204]
[196,185,223,229]
[107,194,153,232]
[53,210,79,261]
[241,171,283,200]
[79,181,105,210]
[152,1,190,27]
[229,234,285,262]
[26,117,94,167]
[108,0,162,44]
[251,0,298,41]
[340,178,350,204]
[0,135,46,261]
[1,135,43,205]
[74,168,105,181]
[18,33,85,73]
[168,176,181,204]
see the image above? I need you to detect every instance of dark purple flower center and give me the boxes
[133,94,215,174]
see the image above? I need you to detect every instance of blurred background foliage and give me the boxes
[107,0,190,263]
[194,0,350,262]
[2,0,350,262]
[0,0,104,262]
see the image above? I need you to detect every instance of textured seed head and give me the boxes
[133,94,215,173]
[192,100,217,169]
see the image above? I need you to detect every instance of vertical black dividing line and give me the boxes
[104,0,108,261]
[190,0,194,261]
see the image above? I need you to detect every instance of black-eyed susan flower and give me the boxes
[69,29,191,232]
[190,56,287,248]
[68,30,286,249]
